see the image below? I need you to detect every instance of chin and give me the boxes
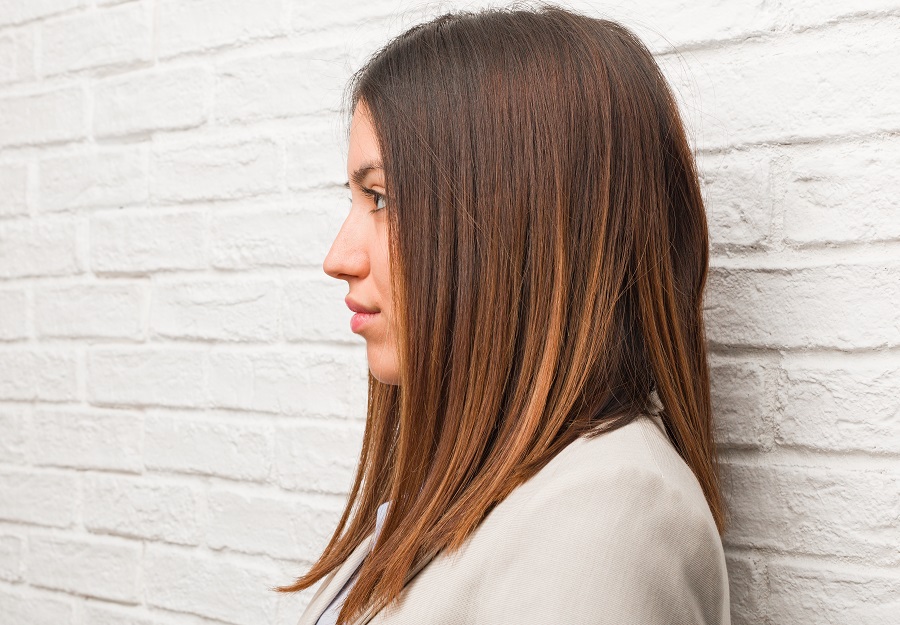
[370,367,400,386]
[367,349,400,385]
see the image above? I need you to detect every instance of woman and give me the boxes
[277,4,730,624]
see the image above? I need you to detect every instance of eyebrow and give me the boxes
[343,160,384,189]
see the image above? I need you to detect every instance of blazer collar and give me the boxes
[302,414,668,625]
[297,532,375,625]
[297,536,441,625]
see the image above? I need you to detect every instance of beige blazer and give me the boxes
[297,414,730,625]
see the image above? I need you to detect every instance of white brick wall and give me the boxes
[0,1,897,624]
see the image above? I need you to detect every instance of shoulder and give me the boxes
[474,414,730,624]
[511,414,715,526]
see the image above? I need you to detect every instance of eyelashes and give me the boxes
[360,187,388,212]
[346,186,389,213]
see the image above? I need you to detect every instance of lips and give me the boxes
[345,296,379,314]
[350,311,378,333]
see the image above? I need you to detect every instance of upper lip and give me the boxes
[345,296,380,314]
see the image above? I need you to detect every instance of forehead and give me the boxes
[347,103,381,170]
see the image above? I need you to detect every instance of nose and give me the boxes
[323,212,368,281]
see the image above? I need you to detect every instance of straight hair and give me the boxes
[277,4,725,623]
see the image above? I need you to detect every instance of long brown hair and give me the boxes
[277,4,725,623]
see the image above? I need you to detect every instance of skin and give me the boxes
[323,101,400,385]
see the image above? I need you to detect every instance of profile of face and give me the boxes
[323,102,400,385]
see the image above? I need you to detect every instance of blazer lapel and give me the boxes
[297,532,376,625]
[347,546,442,625]
[297,538,442,625]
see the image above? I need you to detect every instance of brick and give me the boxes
[722,461,900,566]
[274,420,365,494]
[659,18,900,149]
[0,409,26,462]
[210,191,345,269]
[145,412,271,481]
[767,560,900,625]
[27,534,140,603]
[41,2,152,75]
[34,282,146,339]
[697,149,775,249]
[30,408,143,471]
[291,0,397,32]
[706,261,900,349]
[207,488,342,560]
[0,533,24,581]
[82,604,181,625]
[158,0,286,58]
[209,348,367,416]
[88,348,207,408]
[144,544,277,624]
[708,357,774,450]
[215,49,348,122]
[0,587,75,625]
[0,0,83,27]
[283,276,357,342]
[774,0,900,29]
[703,137,900,247]
[577,0,777,51]
[776,354,900,454]
[94,65,210,137]
[84,473,202,545]
[0,218,82,278]
[0,86,86,148]
[0,348,79,402]
[782,137,900,244]
[0,288,28,340]
[151,135,280,202]
[0,29,36,84]
[284,117,347,189]
[274,560,312,618]
[210,204,311,269]
[273,560,315,620]
[724,552,766,625]
[0,162,28,216]
[39,144,149,212]
[0,468,77,527]
[90,209,206,274]
[151,278,279,342]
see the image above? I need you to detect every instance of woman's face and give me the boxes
[323,102,400,385]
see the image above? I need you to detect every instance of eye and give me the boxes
[362,187,388,212]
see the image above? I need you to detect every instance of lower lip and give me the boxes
[350,312,379,333]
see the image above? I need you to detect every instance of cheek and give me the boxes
[372,235,392,296]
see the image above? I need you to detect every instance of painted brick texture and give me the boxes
[0,1,897,624]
